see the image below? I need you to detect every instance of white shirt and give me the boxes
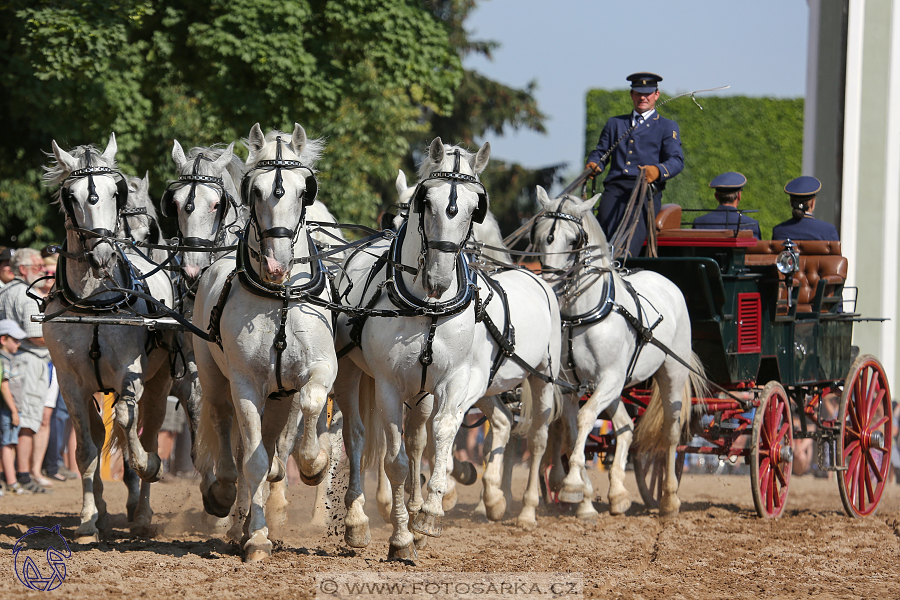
[632,109,656,127]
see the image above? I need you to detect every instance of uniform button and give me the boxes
[628,151,632,154]
[624,169,629,173]
[629,139,634,143]
[626,161,631,165]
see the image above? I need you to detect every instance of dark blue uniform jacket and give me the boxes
[587,112,684,188]
[693,205,762,239]
[772,215,839,241]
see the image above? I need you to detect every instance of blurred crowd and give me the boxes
[0,245,77,496]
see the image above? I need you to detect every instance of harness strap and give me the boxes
[89,324,115,395]
[270,287,296,400]
[418,315,440,394]
[208,269,238,349]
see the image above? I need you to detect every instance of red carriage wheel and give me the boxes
[751,381,793,519]
[837,355,893,518]
[633,451,685,510]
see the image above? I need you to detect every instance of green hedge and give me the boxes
[584,90,804,238]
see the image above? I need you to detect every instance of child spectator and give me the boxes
[0,319,28,495]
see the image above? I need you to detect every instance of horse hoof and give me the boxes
[484,497,507,521]
[442,487,458,512]
[345,524,371,548]
[297,459,330,486]
[143,453,163,483]
[557,488,584,504]
[203,481,236,518]
[243,543,272,563]
[387,543,417,560]
[75,533,99,544]
[516,517,537,531]
[125,499,138,523]
[130,523,153,538]
[451,458,478,486]
[609,497,631,516]
[96,511,110,533]
[267,456,285,483]
[411,511,443,538]
[413,532,429,550]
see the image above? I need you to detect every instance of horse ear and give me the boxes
[140,171,150,194]
[473,141,491,174]
[586,193,601,211]
[536,185,553,210]
[101,132,117,164]
[51,140,78,172]
[429,137,444,165]
[248,123,265,153]
[395,169,408,196]
[213,142,235,172]
[172,139,187,171]
[291,123,307,156]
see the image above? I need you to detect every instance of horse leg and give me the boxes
[70,394,106,543]
[226,432,247,543]
[477,395,512,521]
[375,383,415,559]
[404,393,432,549]
[130,370,171,535]
[311,406,345,527]
[122,458,141,522]
[606,401,634,516]
[518,377,557,527]
[259,390,300,531]
[331,362,370,548]
[113,370,161,483]
[231,381,271,562]
[292,362,333,485]
[412,377,467,540]
[656,365,689,518]
[376,450,392,522]
[559,376,624,507]
[197,366,239,520]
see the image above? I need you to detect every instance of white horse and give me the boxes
[193,123,337,562]
[532,187,705,518]
[42,134,175,541]
[331,138,488,558]
[393,170,563,528]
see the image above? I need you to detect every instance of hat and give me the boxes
[709,172,747,191]
[784,176,821,198]
[627,72,662,93]
[0,248,13,263]
[0,319,27,340]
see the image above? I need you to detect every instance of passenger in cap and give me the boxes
[586,72,684,258]
[692,171,761,238]
[771,176,839,241]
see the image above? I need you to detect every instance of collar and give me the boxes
[632,109,656,124]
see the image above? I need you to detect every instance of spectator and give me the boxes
[157,395,185,477]
[42,363,72,482]
[0,319,28,495]
[0,247,51,494]
[29,361,59,487]
[0,248,16,290]
[39,254,57,297]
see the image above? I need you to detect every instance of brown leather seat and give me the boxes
[745,240,846,313]
[656,204,682,233]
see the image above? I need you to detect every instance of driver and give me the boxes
[586,72,684,257]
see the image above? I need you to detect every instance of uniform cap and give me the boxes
[709,171,747,191]
[0,319,27,340]
[784,176,821,198]
[627,72,662,93]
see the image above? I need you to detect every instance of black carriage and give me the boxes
[588,204,892,519]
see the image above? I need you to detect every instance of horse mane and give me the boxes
[42,144,118,189]
[416,143,477,179]
[244,129,324,172]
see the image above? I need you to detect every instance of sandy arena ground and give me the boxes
[1,462,899,600]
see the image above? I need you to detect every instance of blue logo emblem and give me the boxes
[12,524,71,591]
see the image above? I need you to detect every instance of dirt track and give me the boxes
[1,464,899,600]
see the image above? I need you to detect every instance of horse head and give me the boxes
[243,123,322,285]
[412,137,490,298]
[166,140,242,283]
[49,133,127,276]
[532,186,606,281]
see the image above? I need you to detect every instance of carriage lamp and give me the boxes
[777,239,800,308]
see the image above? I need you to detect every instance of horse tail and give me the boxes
[194,394,219,475]
[633,351,706,456]
[359,374,384,472]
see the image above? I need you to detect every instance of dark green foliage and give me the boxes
[584,90,804,237]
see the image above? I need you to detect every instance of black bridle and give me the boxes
[161,153,239,250]
[58,148,130,261]
[532,197,588,271]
